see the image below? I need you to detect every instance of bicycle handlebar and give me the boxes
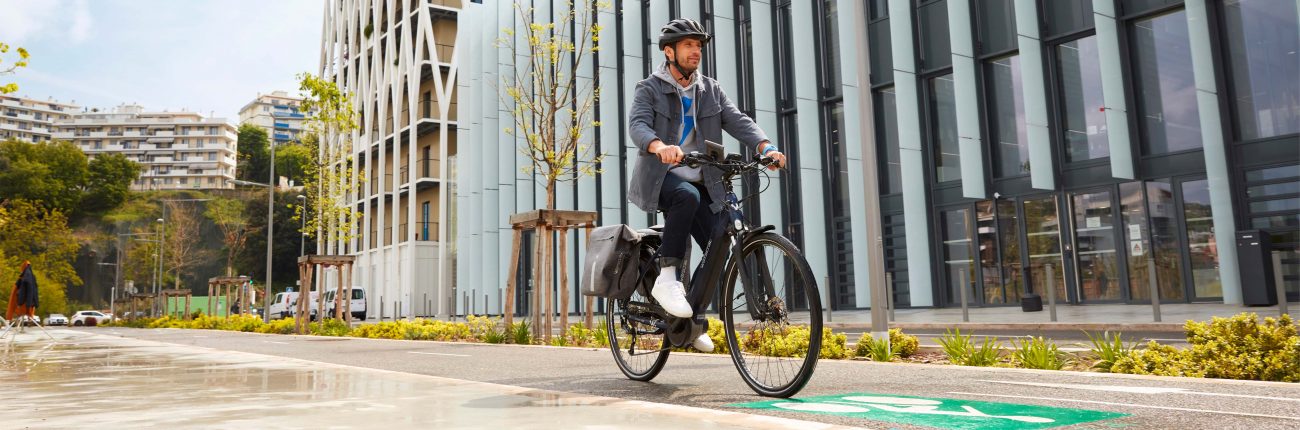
[681,151,777,175]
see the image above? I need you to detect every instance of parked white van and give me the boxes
[287,291,320,319]
[323,288,367,321]
[269,292,293,319]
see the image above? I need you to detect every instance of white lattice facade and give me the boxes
[320,0,460,319]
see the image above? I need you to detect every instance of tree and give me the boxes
[0,139,88,214]
[163,200,207,290]
[83,153,142,215]
[205,197,254,277]
[298,73,362,248]
[0,42,29,94]
[236,124,270,182]
[496,1,606,211]
[274,137,313,186]
[0,200,79,317]
[237,191,316,292]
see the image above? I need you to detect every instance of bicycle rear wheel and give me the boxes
[720,232,822,397]
[606,242,670,381]
[606,294,670,381]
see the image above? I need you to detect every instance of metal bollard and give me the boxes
[886,271,896,322]
[1045,263,1058,322]
[484,293,489,317]
[1274,253,1289,318]
[1147,253,1162,322]
[379,295,384,321]
[958,270,970,322]
[824,276,833,323]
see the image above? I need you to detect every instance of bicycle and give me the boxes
[605,143,823,398]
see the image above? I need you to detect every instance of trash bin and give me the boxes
[1021,293,1043,312]
[1237,229,1278,306]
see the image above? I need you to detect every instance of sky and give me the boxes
[0,0,324,121]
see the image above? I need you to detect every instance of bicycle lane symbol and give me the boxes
[731,393,1129,430]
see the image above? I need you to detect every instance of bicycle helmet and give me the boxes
[658,18,710,49]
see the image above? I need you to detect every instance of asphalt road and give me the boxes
[81,327,1299,429]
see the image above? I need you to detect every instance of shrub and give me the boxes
[350,321,407,339]
[1011,336,1067,370]
[1183,313,1298,382]
[509,321,531,345]
[855,329,919,359]
[466,315,502,341]
[1110,313,1300,382]
[258,318,297,335]
[1085,331,1136,372]
[564,324,600,347]
[592,320,609,348]
[739,325,848,359]
[309,319,351,337]
[703,317,732,354]
[856,334,896,362]
[220,314,265,332]
[938,329,1002,366]
[1110,341,1200,377]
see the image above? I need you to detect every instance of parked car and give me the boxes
[45,313,68,326]
[323,288,367,321]
[71,310,110,326]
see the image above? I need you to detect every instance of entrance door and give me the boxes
[1020,196,1069,303]
[1071,189,1123,302]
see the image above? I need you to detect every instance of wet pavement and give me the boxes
[0,329,853,429]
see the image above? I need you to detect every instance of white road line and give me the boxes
[263,341,288,345]
[407,351,470,357]
[979,380,1300,402]
[948,392,1300,422]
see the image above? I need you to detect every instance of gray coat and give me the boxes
[627,71,770,214]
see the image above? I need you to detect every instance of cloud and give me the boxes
[69,0,94,44]
[0,0,93,45]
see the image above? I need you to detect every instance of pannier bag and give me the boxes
[581,224,644,299]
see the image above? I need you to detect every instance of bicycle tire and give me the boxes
[606,242,670,381]
[720,232,822,398]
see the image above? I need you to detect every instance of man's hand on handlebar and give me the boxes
[763,150,786,170]
[649,140,685,165]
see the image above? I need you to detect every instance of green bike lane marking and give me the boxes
[731,392,1129,429]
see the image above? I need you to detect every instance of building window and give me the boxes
[868,0,887,20]
[1072,190,1120,301]
[1222,0,1300,140]
[987,55,1029,176]
[1131,9,1202,155]
[876,87,902,194]
[930,74,961,182]
[1057,36,1109,162]
[1243,163,1300,299]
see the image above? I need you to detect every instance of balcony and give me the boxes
[273,133,292,140]
[381,221,440,244]
[369,173,394,195]
[273,122,290,129]
[398,158,443,182]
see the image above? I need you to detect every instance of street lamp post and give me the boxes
[231,178,275,322]
[155,218,163,316]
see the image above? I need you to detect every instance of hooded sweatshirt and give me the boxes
[653,61,703,183]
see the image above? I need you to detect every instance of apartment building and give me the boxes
[53,104,239,190]
[238,90,312,146]
[320,0,461,318]
[0,94,80,142]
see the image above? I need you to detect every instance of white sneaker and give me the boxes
[651,278,693,318]
[692,333,715,353]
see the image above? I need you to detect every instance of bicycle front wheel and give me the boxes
[720,232,822,398]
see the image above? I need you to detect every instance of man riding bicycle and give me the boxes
[627,18,787,353]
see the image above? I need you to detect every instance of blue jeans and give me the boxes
[656,171,724,269]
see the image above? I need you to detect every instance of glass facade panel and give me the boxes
[931,74,961,182]
[1146,179,1187,301]
[977,0,1018,54]
[1181,179,1222,298]
[997,200,1024,303]
[1073,191,1121,301]
[820,0,842,93]
[1058,36,1110,162]
[1044,0,1095,37]
[1024,198,1067,300]
[976,202,1005,304]
[988,55,1029,176]
[1222,0,1300,140]
[1131,10,1203,154]
[918,1,953,71]
[877,88,902,194]
[942,208,976,306]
